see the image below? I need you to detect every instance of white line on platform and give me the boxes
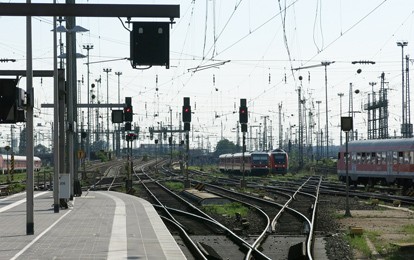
[10,201,72,260]
[101,192,128,260]
[0,191,49,213]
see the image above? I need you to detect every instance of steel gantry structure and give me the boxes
[293,61,334,159]
[0,2,179,235]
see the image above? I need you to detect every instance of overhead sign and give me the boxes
[77,150,85,159]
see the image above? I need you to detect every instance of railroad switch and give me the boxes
[197,242,222,260]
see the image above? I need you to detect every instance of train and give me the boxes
[0,154,42,174]
[269,148,289,174]
[219,149,288,175]
[337,138,414,188]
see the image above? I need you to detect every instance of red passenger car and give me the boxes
[337,138,414,188]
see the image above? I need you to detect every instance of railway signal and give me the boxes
[126,133,137,141]
[125,122,132,131]
[182,97,191,131]
[239,98,248,188]
[124,97,133,134]
[239,98,248,132]
[124,97,133,122]
[182,97,191,122]
[341,116,353,217]
[0,79,26,123]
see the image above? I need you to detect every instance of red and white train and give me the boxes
[219,149,288,175]
[0,154,42,174]
[269,149,289,174]
[337,138,414,188]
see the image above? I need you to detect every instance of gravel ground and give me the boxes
[316,194,414,260]
[316,194,380,260]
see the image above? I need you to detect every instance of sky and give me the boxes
[1,0,414,151]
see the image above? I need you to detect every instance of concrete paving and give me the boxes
[0,190,186,259]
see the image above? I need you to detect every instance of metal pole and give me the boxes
[115,71,122,157]
[170,107,173,165]
[83,44,93,160]
[397,41,408,137]
[345,131,351,217]
[186,132,189,186]
[103,68,111,152]
[338,93,344,146]
[6,150,9,183]
[323,63,329,158]
[66,7,76,200]
[316,101,321,159]
[53,14,60,214]
[241,132,246,188]
[115,71,122,105]
[26,0,34,234]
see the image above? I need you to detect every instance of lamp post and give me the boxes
[83,44,93,160]
[103,68,112,151]
[321,61,334,158]
[341,116,353,217]
[316,100,322,159]
[338,93,344,146]
[397,41,409,137]
[115,71,122,157]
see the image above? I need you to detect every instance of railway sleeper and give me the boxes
[288,242,306,260]
[197,241,223,260]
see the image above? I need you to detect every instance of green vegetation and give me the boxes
[202,202,249,217]
[142,154,149,161]
[95,150,109,162]
[332,212,347,219]
[400,225,414,243]
[164,181,184,191]
[7,183,26,193]
[213,139,240,157]
[345,233,372,257]
[0,171,27,183]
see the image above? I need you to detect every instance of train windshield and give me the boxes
[272,154,286,164]
[251,154,268,164]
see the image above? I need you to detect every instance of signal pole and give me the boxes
[83,44,93,160]
[316,100,322,159]
[239,99,248,188]
[338,93,344,145]
[103,68,112,151]
[115,71,122,157]
[341,116,353,217]
[397,41,408,137]
[182,97,191,188]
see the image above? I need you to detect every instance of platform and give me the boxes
[0,190,186,259]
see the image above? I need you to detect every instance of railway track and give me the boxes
[200,176,321,259]
[136,167,270,260]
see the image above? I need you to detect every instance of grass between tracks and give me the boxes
[343,217,414,259]
[202,202,248,217]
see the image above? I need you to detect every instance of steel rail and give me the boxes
[306,176,322,260]
[159,215,208,260]
[162,206,271,260]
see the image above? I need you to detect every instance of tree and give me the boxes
[213,139,239,157]
[34,144,49,155]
